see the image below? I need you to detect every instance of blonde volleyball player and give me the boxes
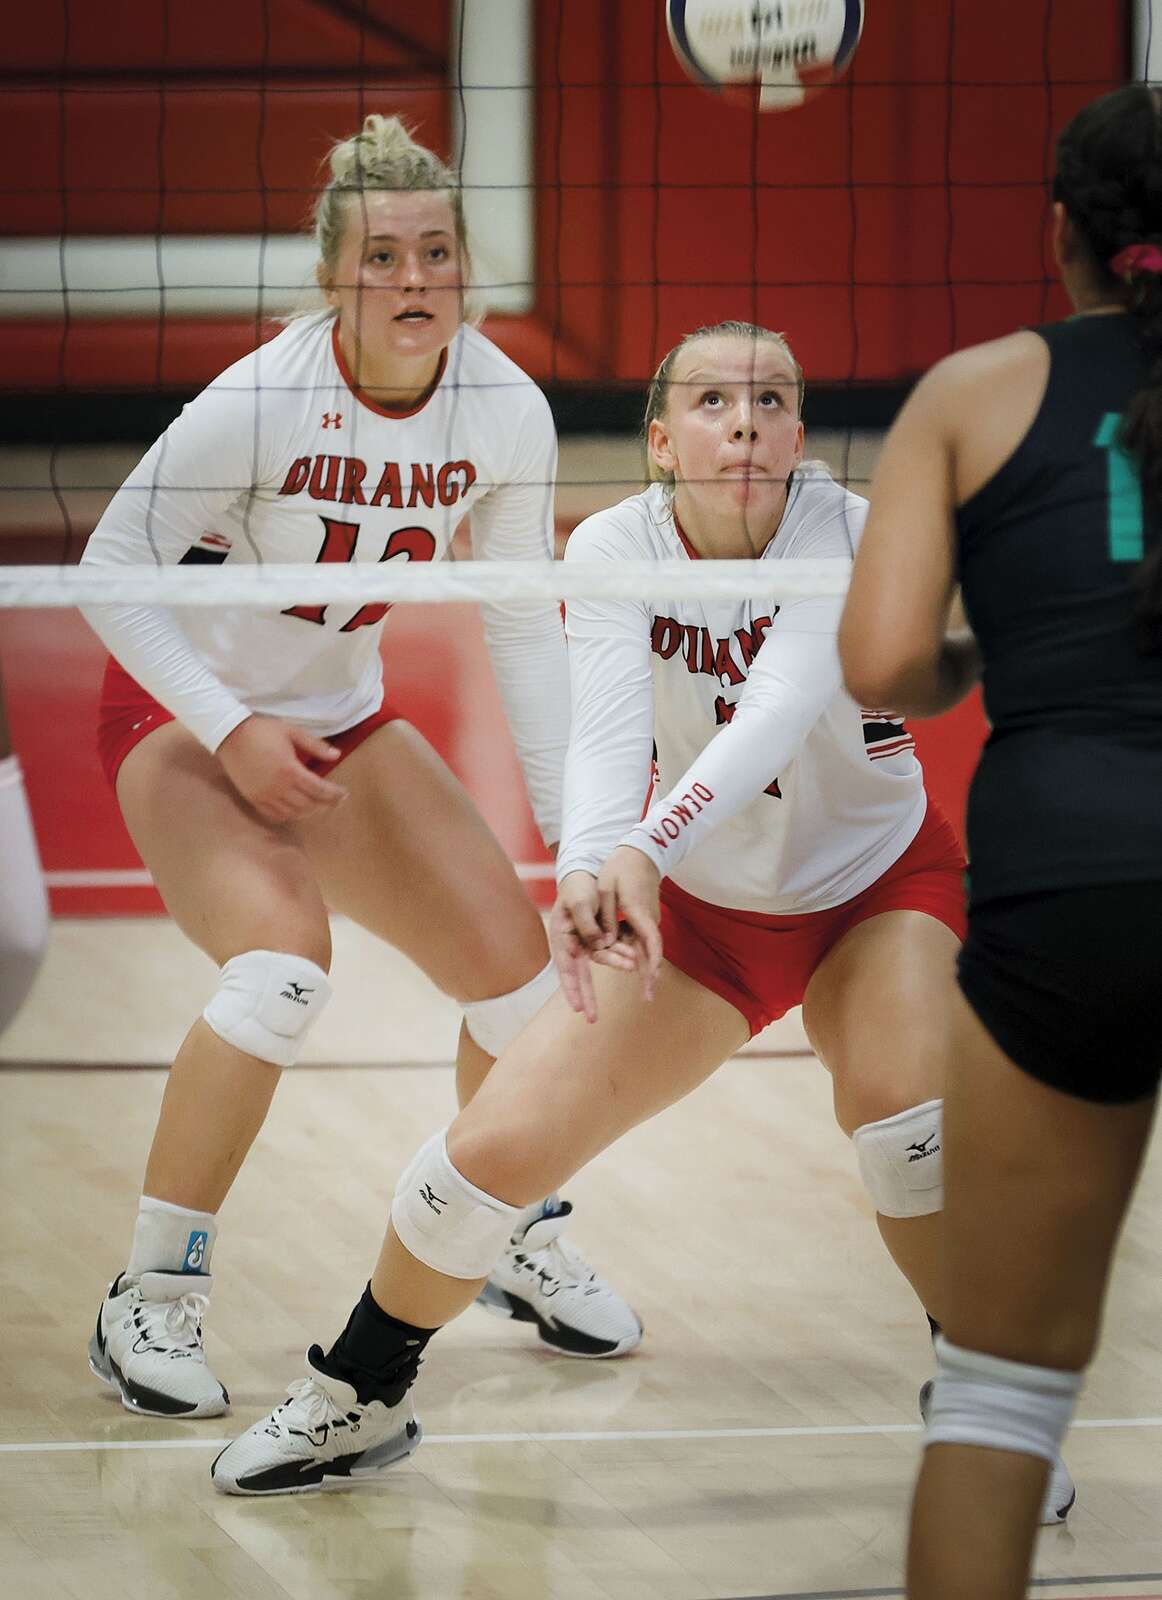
[79,114,641,1423]
[842,85,1162,1600]
[212,321,1064,1505]
[0,668,49,1036]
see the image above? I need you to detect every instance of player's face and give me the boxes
[323,190,464,362]
[650,336,804,521]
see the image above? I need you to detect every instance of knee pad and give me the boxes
[925,1336,1082,1464]
[462,958,558,1057]
[852,1097,943,1217]
[391,1128,522,1279]
[202,949,331,1067]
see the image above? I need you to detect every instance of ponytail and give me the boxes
[1054,85,1162,651]
[1121,275,1162,651]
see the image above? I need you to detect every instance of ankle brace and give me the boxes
[325,1286,439,1406]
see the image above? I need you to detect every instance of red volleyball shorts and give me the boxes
[658,800,968,1037]
[96,656,402,790]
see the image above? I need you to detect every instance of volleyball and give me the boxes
[665,0,864,111]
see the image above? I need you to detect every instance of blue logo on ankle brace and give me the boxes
[183,1231,208,1273]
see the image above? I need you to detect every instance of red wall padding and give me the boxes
[4,0,1128,386]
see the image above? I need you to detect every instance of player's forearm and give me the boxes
[81,602,250,752]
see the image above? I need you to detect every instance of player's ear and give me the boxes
[648,416,677,477]
[791,418,805,469]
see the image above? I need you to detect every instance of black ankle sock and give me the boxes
[926,1313,942,1342]
[323,1286,440,1405]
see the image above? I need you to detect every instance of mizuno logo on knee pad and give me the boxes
[202,950,332,1068]
[906,1133,941,1162]
[392,1130,523,1280]
[853,1098,944,1217]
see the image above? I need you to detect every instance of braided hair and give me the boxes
[1054,85,1162,651]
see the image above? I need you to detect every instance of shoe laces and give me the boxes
[516,1234,593,1292]
[133,1290,209,1352]
[273,1376,352,1437]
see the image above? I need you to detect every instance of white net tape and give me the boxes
[0,560,851,609]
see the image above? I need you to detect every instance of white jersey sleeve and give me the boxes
[80,368,273,750]
[621,591,843,875]
[620,486,857,876]
[554,511,656,880]
[468,386,570,845]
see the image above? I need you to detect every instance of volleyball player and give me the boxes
[211,320,1067,1507]
[0,667,49,1036]
[78,114,641,1423]
[839,84,1162,1600]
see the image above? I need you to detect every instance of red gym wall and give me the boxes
[2,2,1129,912]
[5,0,1127,389]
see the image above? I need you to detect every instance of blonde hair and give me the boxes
[314,113,472,286]
[644,321,805,487]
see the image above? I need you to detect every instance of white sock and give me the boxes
[514,1195,561,1238]
[127,1195,218,1277]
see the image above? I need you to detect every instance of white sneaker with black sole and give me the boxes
[88,1270,228,1418]
[476,1200,643,1358]
[918,1378,1076,1525]
[211,1344,421,1495]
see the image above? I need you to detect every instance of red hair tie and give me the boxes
[1109,242,1162,281]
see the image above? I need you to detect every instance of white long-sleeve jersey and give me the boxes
[556,472,926,914]
[80,314,570,843]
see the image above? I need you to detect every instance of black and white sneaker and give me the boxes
[476,1200,642,1359]
[211,1344,421,1496]
[918,1378,1077,1524]
[88,1270,228,1418]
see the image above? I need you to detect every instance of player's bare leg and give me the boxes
[91,720,333,1417]
[805,907,1080,1524]
[294,719,548,1109]
[802,909,956,1324]
[907,991,1155,1599]
[371,959,747,1324]
[296,719,643,1355]
[213,960,747,1492]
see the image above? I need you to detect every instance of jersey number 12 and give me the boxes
[283,516,437,630]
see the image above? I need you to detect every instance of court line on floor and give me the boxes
[0,1050,816,1072]
[4,1414,1162,1456]
[735,1582,1162,1600]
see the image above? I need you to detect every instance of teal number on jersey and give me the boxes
[1094,413,1145,562]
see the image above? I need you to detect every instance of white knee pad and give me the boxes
[391,1128,522,1279]
[202,949,331,1067]
[852,1097,943,1217]
[925,1336,1082,1464]
[462,958,559,1057]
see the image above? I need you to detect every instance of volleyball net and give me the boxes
[0,0,1144,925]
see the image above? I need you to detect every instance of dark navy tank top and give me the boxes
[956,312,1162,906]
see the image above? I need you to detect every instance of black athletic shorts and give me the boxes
[957,882,1162,1105]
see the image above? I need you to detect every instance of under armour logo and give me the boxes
[322,411,342,429]
[906,1134,941,1162]
[280,983,314,1005]
[419,1183,447,1214]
